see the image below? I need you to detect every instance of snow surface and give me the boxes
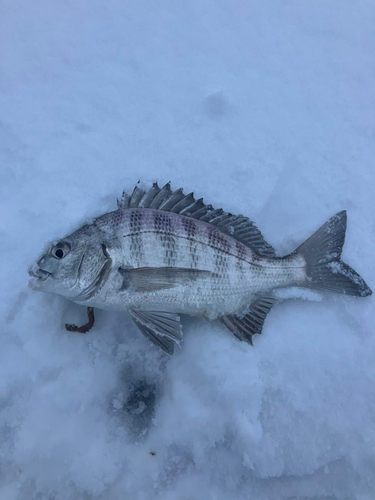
[1,1,375,498]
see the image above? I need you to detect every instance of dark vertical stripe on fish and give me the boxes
[235,240,245,273]
[181,217,199,268]
[153,212,177,266]
[208,227,230,275]
[129,210,144,267]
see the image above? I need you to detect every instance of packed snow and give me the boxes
[1,1,375,499]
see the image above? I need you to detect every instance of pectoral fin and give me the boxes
[120,267,214,293]
[220,295,277,345]
[130,310,183,355]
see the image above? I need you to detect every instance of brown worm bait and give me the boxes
[65,307,95,334]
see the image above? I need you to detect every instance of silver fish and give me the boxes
[29,182,372,354]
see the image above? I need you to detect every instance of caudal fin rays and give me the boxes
[295,211,372,297]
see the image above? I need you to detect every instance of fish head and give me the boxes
[28,224,112,302]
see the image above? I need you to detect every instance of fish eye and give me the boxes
[52,242,71,259]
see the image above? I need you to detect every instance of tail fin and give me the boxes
[295,211,372,297]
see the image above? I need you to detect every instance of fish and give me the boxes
[29,182,372,354]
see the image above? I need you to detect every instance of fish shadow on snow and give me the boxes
[60,300,163,440]
[105,311,168,440]
[111,364,162,441]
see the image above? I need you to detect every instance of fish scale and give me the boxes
[29,182,372,355]
[98,208,278,306]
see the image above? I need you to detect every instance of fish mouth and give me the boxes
[28,266,51,282]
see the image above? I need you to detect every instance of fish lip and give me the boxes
[28,267,51,281]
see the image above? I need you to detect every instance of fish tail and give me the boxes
[295,211,372,297]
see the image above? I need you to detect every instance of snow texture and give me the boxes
[1,1,375,499]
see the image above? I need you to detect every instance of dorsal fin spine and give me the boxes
[118,182,275,258]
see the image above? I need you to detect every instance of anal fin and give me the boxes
[219,295,277,345]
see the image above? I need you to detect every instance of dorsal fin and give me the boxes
[117,182,275,258]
